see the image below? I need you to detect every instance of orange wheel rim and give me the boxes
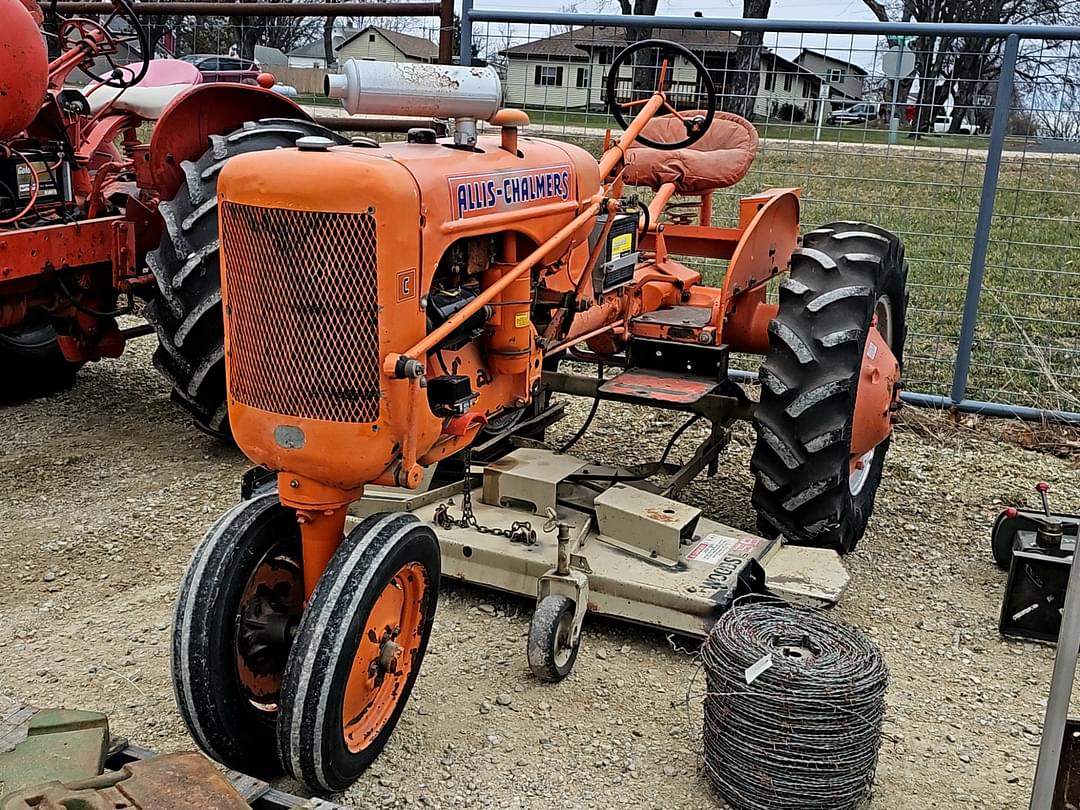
[341,561,428,754]
[234,540,304,712]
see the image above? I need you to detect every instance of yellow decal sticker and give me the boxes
[611,233,633,258]
[515,312,530,328]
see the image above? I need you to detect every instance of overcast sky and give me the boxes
[464,0,887,70]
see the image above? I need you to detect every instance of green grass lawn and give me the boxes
[522,107,1041,152]
[558,133,1080,411]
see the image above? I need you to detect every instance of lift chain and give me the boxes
[433,449,538,545]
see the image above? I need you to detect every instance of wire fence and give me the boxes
[462,11,1080,421]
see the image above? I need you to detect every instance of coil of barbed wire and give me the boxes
[701,599,889,810]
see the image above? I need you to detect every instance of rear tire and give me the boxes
[750,222,908,553]
[0,319,82,402]
[146,118,348,439]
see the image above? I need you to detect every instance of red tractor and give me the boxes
[0,0,343,433]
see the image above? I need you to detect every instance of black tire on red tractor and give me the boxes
[0,318,83,403]
[750,222,908,554]
[146,118,348,439]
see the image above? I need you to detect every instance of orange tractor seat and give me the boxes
[623,109,759,194]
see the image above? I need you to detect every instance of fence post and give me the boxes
[438,0,454,64]
[459,0,474,67]
[949,32,1019,405]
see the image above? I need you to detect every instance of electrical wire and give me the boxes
[56,276,130,318]
[659,413,701,466]
[0,151,39,225]
[556,362,603,454]
[701,599,889,810]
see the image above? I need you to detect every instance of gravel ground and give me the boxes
[3,336,1080,810]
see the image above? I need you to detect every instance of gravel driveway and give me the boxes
[2,335,1078,809]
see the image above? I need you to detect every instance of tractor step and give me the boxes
[631,304,712,330]
[600,367,719,405]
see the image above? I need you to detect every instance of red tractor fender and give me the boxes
[148,84,315,201]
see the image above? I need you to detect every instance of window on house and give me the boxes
[576,67,588,88]
[827,68,844,83]
[764,70,775,91]
[369,33,376,42]
[784,73,793,92]
[534,65,563,86]
[599,49,611,65]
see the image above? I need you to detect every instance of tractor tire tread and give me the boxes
[750,221,908,553]
[146,118,347,439]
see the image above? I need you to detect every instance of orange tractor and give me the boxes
[0,0,343,429]
[170,42,907,791]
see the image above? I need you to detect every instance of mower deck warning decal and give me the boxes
[449,164,572,219]
[687,534,736,565]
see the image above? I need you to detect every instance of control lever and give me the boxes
[1034,482,1065,549]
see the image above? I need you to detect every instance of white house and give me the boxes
[338,26,438,63]
[501,27,829,120]
[288,25,437,69]
[794,48,868,107]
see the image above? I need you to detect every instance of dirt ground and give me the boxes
[3,336,1080,810]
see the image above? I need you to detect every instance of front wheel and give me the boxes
[171,494,303,776]
[750,222,908,553]
[277,512,440,792]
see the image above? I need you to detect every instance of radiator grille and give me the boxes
[220,202,381,423]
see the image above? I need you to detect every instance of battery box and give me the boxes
[0,148,69,217]
[589,212,639,295]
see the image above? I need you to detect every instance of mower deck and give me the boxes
[349,446,849,642]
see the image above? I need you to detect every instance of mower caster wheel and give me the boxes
[277,512,440,792]
[528,595,580,683]
[171,493,303,777]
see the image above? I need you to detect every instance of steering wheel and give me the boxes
[605,39,716,152]
[59,0,149,89]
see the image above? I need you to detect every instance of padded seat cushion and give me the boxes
[623,110,759,194]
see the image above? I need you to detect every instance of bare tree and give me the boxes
[1033,80,1080,139]
[483,23,517,76]
[724,0,772,120]
[859,0,1080,136]
[616,0,659,97]
[228,0,321,61]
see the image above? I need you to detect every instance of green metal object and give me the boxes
[885,34,915,46]
[0,706,108,792]
[2,752,250,810]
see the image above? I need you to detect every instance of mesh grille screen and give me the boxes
[220,202,381,423]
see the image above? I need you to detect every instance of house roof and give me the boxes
[288,39,334,59]
[503,26,740,58]
[337,26,438,60]
[795,48,869,76]
[287,27,363,58]
[254,44,288,66]
[764,50,822,84]
[501,29,596,59]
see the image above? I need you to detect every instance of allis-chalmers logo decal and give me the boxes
[449,164,573,220]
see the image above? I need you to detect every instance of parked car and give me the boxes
[179,54,260,84]
[826,101,879,126]
[933,114,979,135]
